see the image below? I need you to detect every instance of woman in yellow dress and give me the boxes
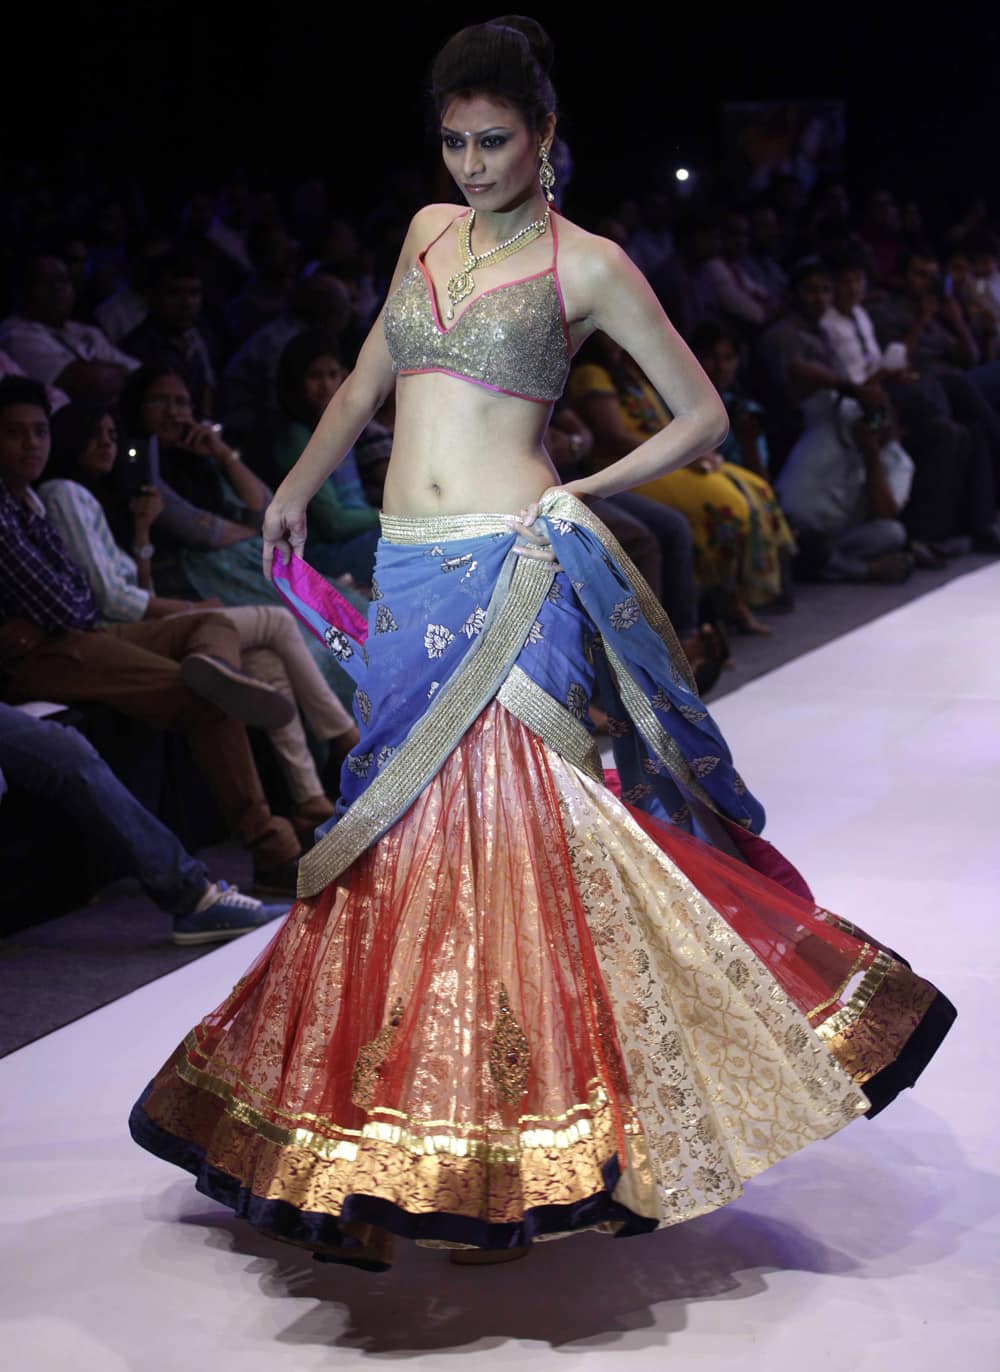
[567,332,795,632]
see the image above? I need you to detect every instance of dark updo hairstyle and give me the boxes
[430,15,557,133]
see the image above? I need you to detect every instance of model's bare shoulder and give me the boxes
[554,220,638,324]
[408,202,466,243]
[385,205,464,286]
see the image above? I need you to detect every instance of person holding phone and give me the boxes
[116,364,365,711]
[38,401,361,845]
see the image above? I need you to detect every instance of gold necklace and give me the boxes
[445,207,551,320]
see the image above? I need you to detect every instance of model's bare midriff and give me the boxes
[380,371,559,517]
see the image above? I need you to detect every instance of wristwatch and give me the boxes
[133,543,155,560]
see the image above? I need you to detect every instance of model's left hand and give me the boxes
[505,489,565,567]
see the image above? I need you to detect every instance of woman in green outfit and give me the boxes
[274,328,380,589]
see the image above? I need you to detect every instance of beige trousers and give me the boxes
[223,605,356,804]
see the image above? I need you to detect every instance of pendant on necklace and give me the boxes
[445,269,474,320]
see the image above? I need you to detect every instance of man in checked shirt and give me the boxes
[0,375,303,895]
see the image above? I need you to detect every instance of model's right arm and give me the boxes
[261,206,447,579]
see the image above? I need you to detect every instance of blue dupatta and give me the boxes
[273,489,767,898]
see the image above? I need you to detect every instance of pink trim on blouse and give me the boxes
[549,208,573,356]
[396,366,553,405]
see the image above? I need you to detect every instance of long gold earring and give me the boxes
[539,145,556,203]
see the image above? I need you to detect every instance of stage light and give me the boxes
[675,168,690,182]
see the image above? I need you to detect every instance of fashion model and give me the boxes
[130,16,954,1271]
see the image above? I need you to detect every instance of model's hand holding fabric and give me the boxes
[261,498,308,582]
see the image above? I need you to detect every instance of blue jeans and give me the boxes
[606,492,699,636]
[0,705,207,916]
[825,518,907,580]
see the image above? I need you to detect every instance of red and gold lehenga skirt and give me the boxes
[130,495,955,1270]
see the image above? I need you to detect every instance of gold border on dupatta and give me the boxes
[497,665,604,782]
[538,489,698,695]
[601,640,733,819]
[379,511,513,543]
[296,550,555,895]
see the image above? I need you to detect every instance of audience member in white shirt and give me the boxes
[701,214,782,334]
[821,253,907,385]
[0,254,140,403]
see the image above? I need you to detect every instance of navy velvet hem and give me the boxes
[862,990,958,1119]
[129,1083,658,1266]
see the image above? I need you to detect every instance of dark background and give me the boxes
[6,3,999,227]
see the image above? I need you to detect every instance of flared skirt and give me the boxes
[130,699,953,1269]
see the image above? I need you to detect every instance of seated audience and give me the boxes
[0,702,290,944]
[0,376,302,891]
[224,223,299,345]
[748,201,791,294]
[121,254,219,416]
[40,402,360,840]
[868,244,980,373]
[0,253,140,403]
[93,229,174,346]
[567,333,794,633]
[858,189,905,287]
[218,265,354,475]
[118,366,362,707]
[945,244,1000,362]
[652,216,723,341]
[274,329,380,586]
[775,412,913,583]
[624,192,675,281]
[822,250,972,556]
[966,233,1000,316]
[759,261,914,581]
[0,347,69,414]
[700,212,783,339]
[691,321,772,477]
[867,246,1000,533]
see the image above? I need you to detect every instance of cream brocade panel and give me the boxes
[546,750,869,1226]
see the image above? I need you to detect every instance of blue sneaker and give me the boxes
[172,881,292,946]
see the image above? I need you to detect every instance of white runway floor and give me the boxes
[3,566,998,1371]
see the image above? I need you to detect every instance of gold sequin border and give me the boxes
[811,948,893,1040]
[538,488,698,694]
[297,549,554,895]
[378,510,513,543]
[172,1035,613,1164]
[497,665,604,782]
[603,640,729,820]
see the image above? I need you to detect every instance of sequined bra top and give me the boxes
[382,208,572,404]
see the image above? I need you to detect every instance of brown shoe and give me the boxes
[247,814,301,870]
[181,653,296,729]
[866,552,914,584]
[252,859,299,898]
[293,794,336,846]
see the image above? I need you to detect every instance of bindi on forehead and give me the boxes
[441,124,515,138]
